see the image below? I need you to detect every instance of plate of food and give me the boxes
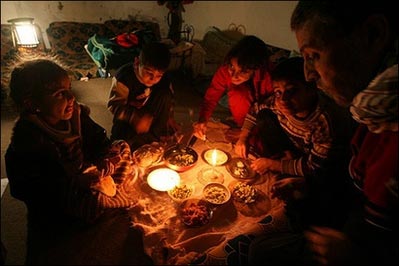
[202,182,231,205]
[132,142,164,168]
[231,181,258,204]
[164,146,198,172]
[226,158,257,180]
[167,183,195,203]
[228,181,271,217]
[179,199,213,227]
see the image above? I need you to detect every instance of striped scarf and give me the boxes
[350,64,398,133]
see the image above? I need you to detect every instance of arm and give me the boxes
[107,77,137,125]
[198,66,230,123]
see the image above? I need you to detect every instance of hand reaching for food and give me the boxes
[192,122,207,140]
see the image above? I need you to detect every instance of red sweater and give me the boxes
[198,64,273,126]
[349,124,398,230]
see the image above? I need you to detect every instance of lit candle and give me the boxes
[211,149,217,166]
[204,148,228,166]
[147,168,180,191]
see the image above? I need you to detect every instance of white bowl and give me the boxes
[202,182,231,205]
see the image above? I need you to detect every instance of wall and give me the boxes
[1,1,298,51]
[183,1,298,50]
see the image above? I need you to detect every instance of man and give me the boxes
[290,1,398,265]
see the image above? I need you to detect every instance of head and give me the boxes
[224,35,270,85]
[10,59,74,126]
[134,42,171,87]
[271,57,318,118]
[291,1,396,107]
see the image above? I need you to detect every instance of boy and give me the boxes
[108,42,178,150]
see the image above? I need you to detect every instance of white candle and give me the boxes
[211,149,217,166]
[147,168,180,191]
[204,149,228,166]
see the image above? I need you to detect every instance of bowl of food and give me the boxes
[179,199,213,227]
[167,183,194,202]
[164,146,198,172]
[231,181,258,204]
[132,142,164,168]
[226,158,257,180]
[202,182,231,205]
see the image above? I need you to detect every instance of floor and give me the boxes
[1,70,230,265]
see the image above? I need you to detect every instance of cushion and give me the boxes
[46,22,107,55]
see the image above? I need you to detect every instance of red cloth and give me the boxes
[199,65,273,126]
[115,33,139,48]
[349,124,398,229]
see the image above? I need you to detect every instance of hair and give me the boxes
[224,35,270,70]
[271,56,317,90]
[139,42,171,71]
[9,59,68,108]
[291,1,398,38]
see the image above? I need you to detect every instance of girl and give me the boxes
[5,59,151,265]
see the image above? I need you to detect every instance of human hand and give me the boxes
[305,226,361,265]
[90,175,117,197]
[270,177,306,200]
[234,138,247,158]
[250,157,280,175]
[135,113,153,133]
[193,122,207,140]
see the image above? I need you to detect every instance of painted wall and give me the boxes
[1,1,298,51]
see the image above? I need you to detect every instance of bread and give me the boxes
[91,175,117,197]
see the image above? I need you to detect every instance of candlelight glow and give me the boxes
[211,149,217,166]
[204,149,228,166]
[147,168,180,191]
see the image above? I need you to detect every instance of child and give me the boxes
[5,59,151,264]
[107,41,179,151]
[193,35,274,140]
[239,56,357,227]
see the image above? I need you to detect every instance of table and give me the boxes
[127,122,288,265]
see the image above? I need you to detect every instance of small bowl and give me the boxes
[202,182,231,205]
[167,183,194,202]
[202,149,229,166]
[164,146,198,172]
[179,199,213,227]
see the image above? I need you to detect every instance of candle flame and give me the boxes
[211,149,217,166]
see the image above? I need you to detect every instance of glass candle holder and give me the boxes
[197,167,224,185]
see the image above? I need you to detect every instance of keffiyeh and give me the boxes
[350,64,398,133]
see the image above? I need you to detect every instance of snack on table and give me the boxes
[203,183,231,205]
[168,152,195,167]
[226,158,256,179]
[180,200,211,227]
[232,182,257,204]
[168,184,193,201]
[233,161,249,178]
[164,146,198,172]
[133,142,164,168]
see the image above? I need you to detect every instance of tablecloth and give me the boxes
[126,122,289,265]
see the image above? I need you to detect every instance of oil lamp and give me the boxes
[147,168,180,191]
